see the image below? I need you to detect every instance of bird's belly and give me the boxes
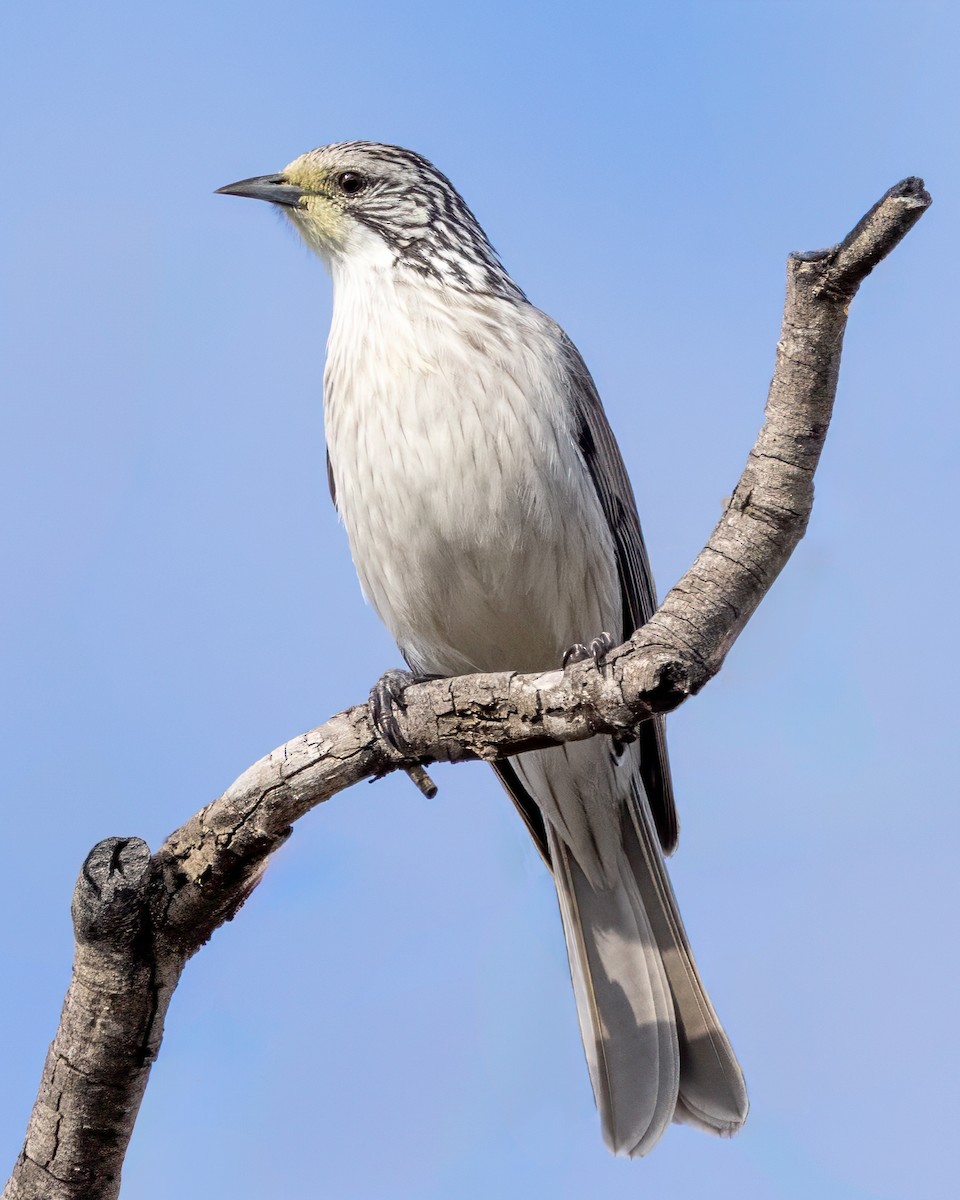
[326,369,620,677]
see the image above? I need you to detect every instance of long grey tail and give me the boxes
[546,784,748,1155]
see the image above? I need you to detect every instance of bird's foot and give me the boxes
[369,668,418,755]
[562,631,616,673]
[369,668,441,799]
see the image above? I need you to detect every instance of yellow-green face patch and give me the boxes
[281,154,348,250]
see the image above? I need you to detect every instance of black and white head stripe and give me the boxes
[301,142,526,300]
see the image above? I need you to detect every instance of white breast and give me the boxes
[323,262,620,677]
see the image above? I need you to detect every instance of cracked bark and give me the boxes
[3,178,930,1200]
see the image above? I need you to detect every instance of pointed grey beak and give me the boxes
[215,174,304,208]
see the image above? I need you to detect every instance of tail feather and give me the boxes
[547,824,680,1155]
[539,779,746,1155]
[622,785,748,1135]
[500,742,747,1154]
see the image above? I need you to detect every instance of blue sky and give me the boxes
[1,2,956,1197]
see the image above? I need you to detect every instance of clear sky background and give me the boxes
[1,2,956,1197]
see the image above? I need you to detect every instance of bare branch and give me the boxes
[3,178,930,1200]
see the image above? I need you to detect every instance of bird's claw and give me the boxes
[370,668,417,755]
[589,631,616,670]
[370,668,442,798]
[562,631,615,673]
[559,643,588,672]
[562,643,589,668]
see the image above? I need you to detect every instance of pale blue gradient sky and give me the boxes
[1,3,956,1197]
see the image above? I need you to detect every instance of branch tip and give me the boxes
[789,176,930,293]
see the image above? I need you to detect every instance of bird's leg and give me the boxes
[562,631,616,673]
[369,668,440,798]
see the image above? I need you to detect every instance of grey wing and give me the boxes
[492,759,551,867]
[558,331,679,854]
[326,447,337,510]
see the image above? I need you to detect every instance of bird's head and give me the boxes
[217,141,522,298]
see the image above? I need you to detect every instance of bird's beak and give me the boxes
[215,174,305,208]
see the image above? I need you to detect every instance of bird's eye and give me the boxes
[336,172,367,196]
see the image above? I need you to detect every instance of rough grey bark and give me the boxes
[3,178,930,1200]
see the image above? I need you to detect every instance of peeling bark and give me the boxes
[3,178,930,1200]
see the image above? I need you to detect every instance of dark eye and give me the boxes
[336,171,367,195]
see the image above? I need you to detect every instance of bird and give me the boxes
[217,142,748,1156]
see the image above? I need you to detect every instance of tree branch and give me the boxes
[3,177,930,1200]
